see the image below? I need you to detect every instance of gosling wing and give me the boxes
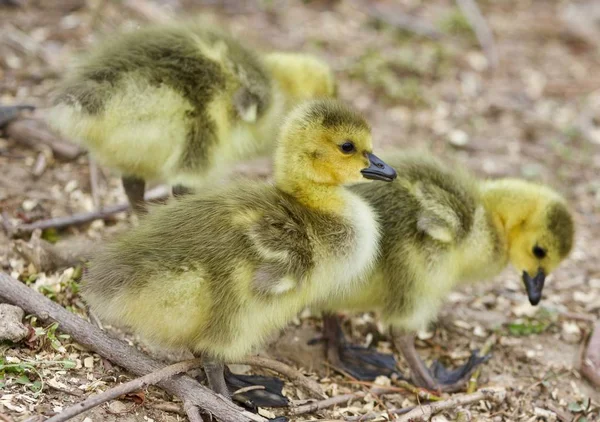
[247,208,313,295]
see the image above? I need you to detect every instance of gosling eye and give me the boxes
[533,245,547,259]
[340,141,356,154]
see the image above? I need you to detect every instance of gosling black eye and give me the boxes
[340,141,356,154]
[533,246,546,259]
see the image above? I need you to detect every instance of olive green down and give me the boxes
[349,153,494,317]
[83,182,353,347]
[53,24,271,170]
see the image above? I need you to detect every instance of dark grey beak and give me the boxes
[361,153,397,182]
[522,269,545,306]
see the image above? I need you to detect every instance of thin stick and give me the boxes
[0,272,265,422]
[581,320,600,388]
[396,387,506,422]
[290,386,402,416]
[456,0,499,69]
[346,380,441,402]
[290,392,367,415]
[47,358,202,422]
[466,335,497,393]
[237,355,326,398]
[148,401,184,415]
[6,185,169,237]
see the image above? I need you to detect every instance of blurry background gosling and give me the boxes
[47,22,336,214]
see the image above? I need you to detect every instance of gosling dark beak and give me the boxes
[361,153,397,182]
[522,269,545,306]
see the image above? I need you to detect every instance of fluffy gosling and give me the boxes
[48,23,336,213]
[81,99,396,401]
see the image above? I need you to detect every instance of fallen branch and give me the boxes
[47,358,203,422]
[0,272,264,422]
[581,320,600,388]
[237,355,326,398]
[5,185,169,238]
[396,387,506,421]
[350,0,443,40]
[456,0,499,69]
[5,118,84,160]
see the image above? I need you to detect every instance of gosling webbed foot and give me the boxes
[0,104,35,128]
[429,349,490,387]
[393,332,491,393]
[320,313,399,381]
[331,343,399,380]
[224,367,289,409]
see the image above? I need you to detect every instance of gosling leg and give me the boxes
[322,313,397,380]
[392,330,488,393]
[203,356,231,399]
[121,175,146,215]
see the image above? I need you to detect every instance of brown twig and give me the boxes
[350,0,443,40]
[396,387,506,421]
[346,380,441,402]
[291,392,366,416]
[455,0,499,69]
[148,401,184,415]
[581,320,600,388]
[237,355,326,398]
[290,386,403,416]
[47,359,203,422]
[0,272,265,422]
[466,334,497,393]
[5,185,170,237]
[4,118,84,160]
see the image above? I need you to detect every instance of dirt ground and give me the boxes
[1,0,600,421]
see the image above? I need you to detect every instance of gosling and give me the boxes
[82,99,396,401]
[48,23,336,213]
[318,151,574,391]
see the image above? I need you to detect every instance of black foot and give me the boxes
[429,350,490,386]
[334,343,399,381]
[317,313,400,381]
[0,105,35,128]
[224,367,289,409]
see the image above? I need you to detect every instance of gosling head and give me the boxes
[263,52,337,102]
[275,99,396,189]
[491,180,575,306]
